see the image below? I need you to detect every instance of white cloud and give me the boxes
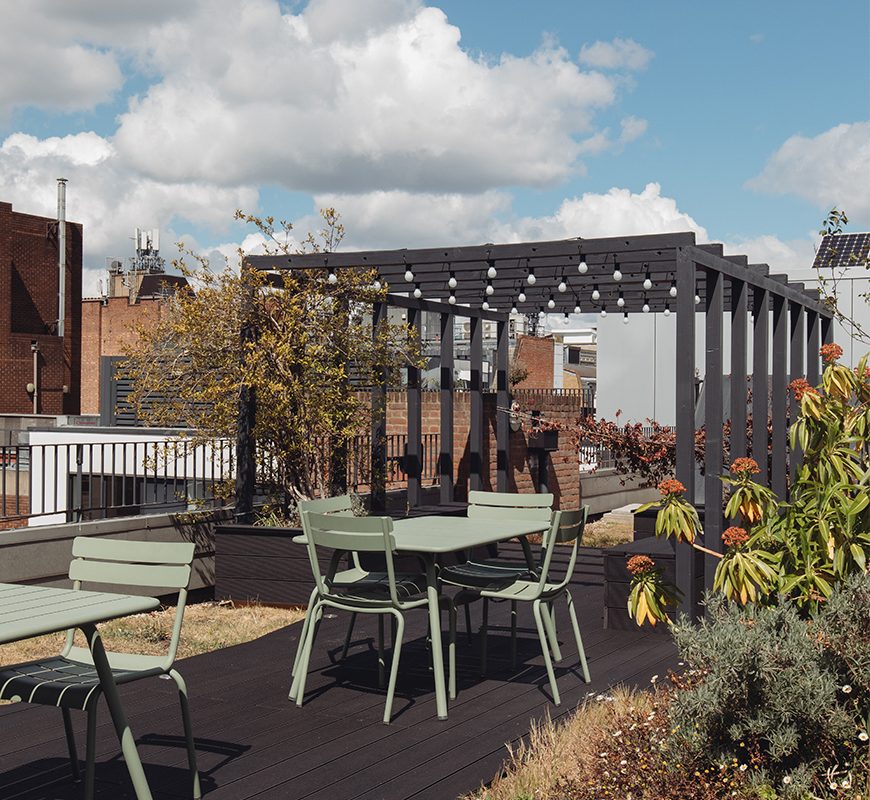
[578,37,654,71]
[747,122,870,224]
[722,234,816,272]
[618,116,648,145]
[101,0,621,193]
[0,131,258,295]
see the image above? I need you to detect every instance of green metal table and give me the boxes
[391,516,549,719]
[0,582,160,800]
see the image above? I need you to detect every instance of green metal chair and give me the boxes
[289,495,428,692]
[293,510,450,724]
[0,537,200,799]
[447,506,591,705]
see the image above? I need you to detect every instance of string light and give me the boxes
[373,276,382,291]
[578,257,588,274]
[448,272,457,289]
[623,311,629,325]
[558,279,567,293]
[574,300,582,314]
[613,261,623,282]
[694,294,701,305]
[487,264,498,279]
[669,280,677,298]
[642,298,651,313]
[404,268,414,283]
[485,280,495,296]
[547,295,556,309]
[448,291,456,305]
[482,300,490,310]
[538,308,546,318]
[663,302,671,317]
[511,303,518,314]
[643,266,652,291]
[617,292,625,308]
[527,266,537,285]
[327,269,337,285]
[600,305,608,318]
[591,284,600,301]
[518,290,527,303]
[413,284,422,299]
[563,312,570,325]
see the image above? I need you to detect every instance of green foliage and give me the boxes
[627,566,682,626]
[122,209,424,506]
[667,575,870,798]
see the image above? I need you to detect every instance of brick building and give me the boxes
[0,200,82,414]
[80,273,188,415]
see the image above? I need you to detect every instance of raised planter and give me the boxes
[602,537,703,633]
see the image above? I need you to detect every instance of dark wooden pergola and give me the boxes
[247,231,833,616]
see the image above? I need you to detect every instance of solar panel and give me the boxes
[813,233,870,270]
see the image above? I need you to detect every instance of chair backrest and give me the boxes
[66,536,196,665]
[301,511,403,607]
[467,490,554,523]
[298,495,361,569]
[537,506,588,594]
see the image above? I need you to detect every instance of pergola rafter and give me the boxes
[246,230,833,618]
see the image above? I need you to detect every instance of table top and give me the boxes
[0,583,159,646]
[293,514,549,554]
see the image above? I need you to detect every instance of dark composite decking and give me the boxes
[0,548,677,800]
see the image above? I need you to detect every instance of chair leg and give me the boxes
[447,601,457,700]
[61,707,80,782]
[565,590,591,683]
[169,669,202,800]
[291,587,318,678]
[377,615,386,689]
[294,601,322,708]
[479,597,489,677]
[84,702,97,800]
[341,612,358,661]
[541,601,562,662]
[383,611,405,724]
[532,600,561,706]
[464,603,473,644]
[289,604,323,701]
[510,601,518,671]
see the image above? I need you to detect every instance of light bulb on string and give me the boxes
[413,284,422,299]
[547,295,556,309]
[518,291,526,303]
[485,280,494,296]
[448,292,456,305]
[617,292,625,308]
[613,263,622,282]
[622,311,629,325]
[487,264,497,279]
[527,267,536,286]
[574,301,581,314]
[563,312,570,325]
[482,300,489,310]
[447,272,457,289]
[643,270,652,291]
[404,268,414,283]
[600,305,607,318]
[327,269,337,285]
[642,298,651,313]
[538,309,546,318]
[591,285,600,301]
[511,304,518,314]
[669,281,677,298]
[373,277,382,291]
[663,302,671,317]
[558,279,567,293]
[694,294,701,306]
[578,258,588,274]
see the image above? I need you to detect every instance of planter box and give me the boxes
[527,429,559,451]
[603,537,703,633]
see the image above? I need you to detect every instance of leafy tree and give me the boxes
[122,210,422,510]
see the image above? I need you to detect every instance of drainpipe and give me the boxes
[57,178,67,338]
[30,341,39,413]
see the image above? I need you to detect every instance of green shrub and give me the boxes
[667,574,870,798]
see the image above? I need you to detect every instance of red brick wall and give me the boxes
[0,201,82,414]
[380,388,583,510]
[80,296,165,414]
[512,335,554,388]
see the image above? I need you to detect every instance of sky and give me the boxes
[0,0,868,298]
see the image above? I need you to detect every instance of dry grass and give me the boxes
[0,601,304,666]
[581,515,634,549]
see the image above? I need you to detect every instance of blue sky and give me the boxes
[0,0,867,295]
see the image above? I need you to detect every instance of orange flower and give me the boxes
[730,457,760,476]
[788,377,819,401]
[820,342,843,362]
[658,478,686,496]
[722,526,750,547]
[627,555,656,576]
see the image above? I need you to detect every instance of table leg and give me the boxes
[424,557,448,719]
[518,536,538,577]
[81,624,153,800]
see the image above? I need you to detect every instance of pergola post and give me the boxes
[234,276,256,523]
[439,311,454,504]
[806,310,821,386]
[675,248,698,617]
[789,302,805,473]
[371,301,388,512]
[704,268,724,590]
[771,295,788,499]
[730,277,748,462]
[407,306,422,508]
[496,318,510,492]
[752,287,770,485]
[469,315,483,491]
